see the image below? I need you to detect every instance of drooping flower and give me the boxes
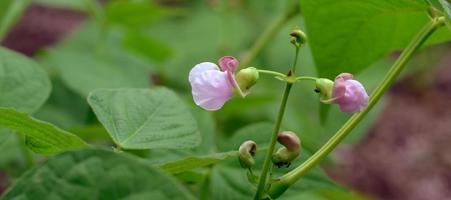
[315,73,369,113]
[331,73,369,113]
[272,131,301,168]
[188,56,240,111]
[238,140,257,168]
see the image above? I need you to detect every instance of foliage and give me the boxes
[0,0,449,199]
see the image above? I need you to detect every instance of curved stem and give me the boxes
[254,46,301,199]
[241,3,299,67]
[257,69,287,78]
[295,76,317,81]
[268,16,446,198]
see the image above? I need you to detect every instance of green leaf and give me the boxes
[218,122,273,152]
[300,0,451,78]
[439,0,451,19]
[87,87,201,150]
[105,1,172,28]
[0,0,31,40]
[123,31,173,63]
[43,49,151,97]
[281,188,372,200]
[160,151,238,174]
[0,47,51,113]
[1,149,195,200]
[0,108,88,154]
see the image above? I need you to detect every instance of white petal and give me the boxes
[189,62,219,82]
[190,70,232,111]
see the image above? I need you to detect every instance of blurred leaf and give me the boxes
[1,149,195,200]
[105,0,172,28]
[32,0,87,11]
[43,49,151,97]
[281,188,372,200]
[438,0,451,30]
[34,78,89,129]
[217,122,273,151]
[208,166,255,200]
[123,31,173,62]
[300,0,451,78]
[70,124,110,141]
[160,151,238,174]
[439,0,451,18]
[0,47,51,113]
[0,108,88,154]
[0,0,30,40]
[88,88,201,150]
[0,129,26,177]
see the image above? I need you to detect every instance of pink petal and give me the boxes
[218,56,239,72]
[190,69,233,111]
[336,73,353,81]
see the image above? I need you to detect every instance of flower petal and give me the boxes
[190,69,233,111]
[218,56,239,72]
[189,62,219,82]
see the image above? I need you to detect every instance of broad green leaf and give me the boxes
[1,149,195,200]
[300,0,451,78]
[0,47,51,113]
[123,31,173,63]
[160,151,238,174]
[0,108,87,154]
[87,88,201,150]
[0,0,30,40]
[43,49,151,97]
[105,1,172,28]
[34,78,89,129]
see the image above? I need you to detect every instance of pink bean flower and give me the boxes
[331,73,369,113]
[189,56,240,111]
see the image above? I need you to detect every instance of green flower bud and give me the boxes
[315,78,334,103]
[272,131,301,168]
[235,67,259,94]
[290,29,307,48]
[239,140,257,168]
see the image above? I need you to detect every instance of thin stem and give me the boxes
[257,70,287,78]
[295,76,317,81]
[291,48,300,74]
[268,16,446,198]
[241,4,299,67]
[254,45,301,199]
[254,83,292,200]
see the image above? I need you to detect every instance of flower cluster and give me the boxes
[189,57,368,113]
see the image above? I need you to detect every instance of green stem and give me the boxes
[295,76,317,81]
[254,83,292,200]
[254,45,302,199]
[268,16,446,198]
[241,4,299,67]
[257,70,287,78]
[16,133,34,168]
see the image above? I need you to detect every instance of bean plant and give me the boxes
[0,0,450,200]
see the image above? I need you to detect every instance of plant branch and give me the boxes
[268,16,446,198]
[254,43,302,199]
